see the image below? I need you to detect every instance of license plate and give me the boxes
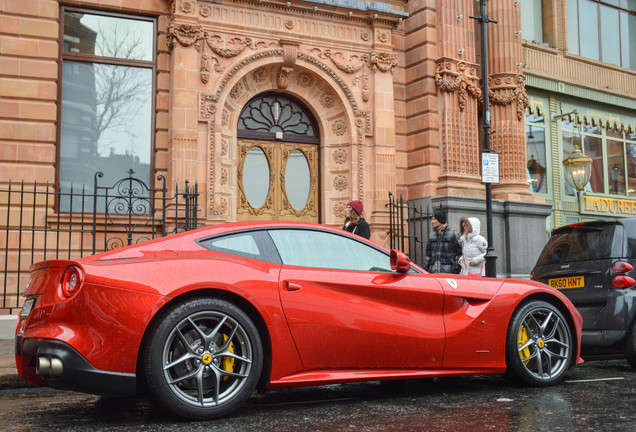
[548,276,584,289]
[20,298,35,319]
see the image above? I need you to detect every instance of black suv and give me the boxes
[531,219,636,367]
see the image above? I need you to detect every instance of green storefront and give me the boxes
[525,77,636,232]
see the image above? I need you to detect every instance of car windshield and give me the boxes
[536,224,622,265]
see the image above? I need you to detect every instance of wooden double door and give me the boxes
[237,139,318,223]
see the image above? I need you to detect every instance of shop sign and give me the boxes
[581,195,636,217]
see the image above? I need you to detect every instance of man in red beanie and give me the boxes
[342,200,370,239]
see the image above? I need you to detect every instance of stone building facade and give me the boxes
[1,0,635,305]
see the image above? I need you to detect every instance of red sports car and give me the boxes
[15,221,583,419]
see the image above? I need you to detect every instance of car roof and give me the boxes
[554,218,636,233]
[84,220,382,261]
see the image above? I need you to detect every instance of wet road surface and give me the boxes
[1,359,634,432]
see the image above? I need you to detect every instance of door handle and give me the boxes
[282,281,302,291]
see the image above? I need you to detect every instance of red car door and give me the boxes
[278,265,445,370]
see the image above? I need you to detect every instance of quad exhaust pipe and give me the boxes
[36,356,63,378]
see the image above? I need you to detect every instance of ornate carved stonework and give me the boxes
[435,60,482,111]
[199,4,211,18]
[332,120,347,136]
[253,67,269,83]
[277,41,299,89]
[200,95,216,119]
[370,51,398,73]
[180,0,194,14]
[333,148,347,164]
[333,202,346,219]
[166,22,254,82]
[320,92,336,109]
[333,175,348,191]
[296,72,313,88]
[488,74,529,121]
[311,49,367,74]
[230,82,243,100]
[166,22,202,50]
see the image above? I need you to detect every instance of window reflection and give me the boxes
[243,147,271,209]
[585,134,604,193]
[567,0,635,70]
[63,11,154,61]
[60,9,155,212]
[521,0,543,44]
[526,110,547,194]
[284,150,311,210]
[607,140,626,195]
[59,61,152,209]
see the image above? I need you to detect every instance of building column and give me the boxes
[434,0,483,197]
[486,0,535,201]
[165,5,205,198]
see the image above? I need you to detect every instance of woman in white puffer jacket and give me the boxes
[458,217,488,276]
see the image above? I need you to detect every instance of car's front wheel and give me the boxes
[505,300,572,386]
[142,297,263,419]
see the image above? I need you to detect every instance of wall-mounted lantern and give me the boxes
[562,124,592,192]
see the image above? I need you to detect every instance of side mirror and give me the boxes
[390,250,411,273]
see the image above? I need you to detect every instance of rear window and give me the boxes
[535,224,623,265]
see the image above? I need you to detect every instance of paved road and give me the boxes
[1,359,634,432]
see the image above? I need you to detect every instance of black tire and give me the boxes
[142,297,263,420]
[624,321,636,369]
[505,300,572,386]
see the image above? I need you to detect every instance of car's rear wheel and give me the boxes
[505,300,572,386]
[142,297,263,419]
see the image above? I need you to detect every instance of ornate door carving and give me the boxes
[237,139,318,222]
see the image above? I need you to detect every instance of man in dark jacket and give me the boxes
[422,210,462,274]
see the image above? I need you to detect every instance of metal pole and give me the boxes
[472,0,498,277]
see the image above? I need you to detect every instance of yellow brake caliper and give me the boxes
[518,325,531,365]
[222,334,235,380]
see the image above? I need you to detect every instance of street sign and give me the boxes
[481,152,500,184]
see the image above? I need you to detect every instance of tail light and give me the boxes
[611,261,633,273]
[612,275,636,289]
[61,265,84,298]
[530,269,535,280]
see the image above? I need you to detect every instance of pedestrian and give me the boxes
[422,209,462,274]
[342,200,370,239]
[459,217,487,276]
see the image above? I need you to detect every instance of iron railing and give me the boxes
[387,192,432,269]
[1,170,198,313]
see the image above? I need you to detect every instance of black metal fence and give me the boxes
[387,192,432,269]
[1,170,198,313]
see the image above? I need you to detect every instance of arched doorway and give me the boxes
[237,92,319,222]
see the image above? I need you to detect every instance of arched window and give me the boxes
[238,92,320,144]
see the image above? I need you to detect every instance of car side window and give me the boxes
[267,229,392,272]
[197,230,281,263]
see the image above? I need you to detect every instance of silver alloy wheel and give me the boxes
[161,310,254,408]
[516,306,571,381]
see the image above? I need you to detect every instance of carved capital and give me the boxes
[435,59,482,111]
[488,74,529,120]
[166,22,203,51]
[370,51,398,73]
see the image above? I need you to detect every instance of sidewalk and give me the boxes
[0,339,29,389]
